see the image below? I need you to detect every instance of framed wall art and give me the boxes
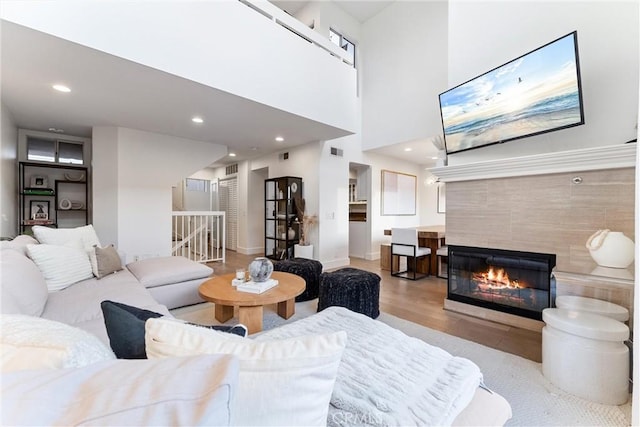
[437,183,446,214]
[381,170,416,216]
[30,200,50,220]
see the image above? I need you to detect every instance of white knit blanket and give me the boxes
[256,307,482,426]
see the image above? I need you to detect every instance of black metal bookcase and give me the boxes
[264,176,302,260]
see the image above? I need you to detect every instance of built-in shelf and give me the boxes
[430,143,636,182]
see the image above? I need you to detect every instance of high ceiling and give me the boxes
[1,0,438,168]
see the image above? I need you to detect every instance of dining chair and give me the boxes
[390,228,431,280]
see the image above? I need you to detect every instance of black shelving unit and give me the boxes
[19,161,89,233]
[264,176,303,260]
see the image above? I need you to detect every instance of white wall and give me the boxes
[447,1,639,165]
[360,1,448,151]
[1,0,357,133]
[92,126,227,261]
[0,103,17,238]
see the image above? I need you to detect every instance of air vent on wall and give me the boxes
[226,164,238,175]
[330,147,343,157]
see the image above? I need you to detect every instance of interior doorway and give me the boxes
[219,176,238,251]
[348,162,371,259]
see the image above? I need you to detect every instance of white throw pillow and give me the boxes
[32,224,101,251]
[146,317,347,426]
[1,355,239,426]
[0,314,115,372]
[26,241,93,291]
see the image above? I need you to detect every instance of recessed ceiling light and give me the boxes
[48,127,65,133]
[404,148,413,152]
[52,84,71,93]
[191,116,204,124]
[431,156,439,160]
[229,153,236,157]
[275,136,284,142]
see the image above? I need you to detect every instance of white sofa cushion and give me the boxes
[1,354,239,426]
[0,314,115,372]
[127,256,213,288]
[146,317,347,426]
[41,269,171,344]
[32,224,101,251]
[27,241,93,291]
[0,249,48,316]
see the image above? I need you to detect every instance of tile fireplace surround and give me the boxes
[431,144,636,331]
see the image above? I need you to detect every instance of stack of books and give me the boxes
[23,188,55,196]
[236,278,279,294]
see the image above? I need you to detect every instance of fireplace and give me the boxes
[447,246,556,320]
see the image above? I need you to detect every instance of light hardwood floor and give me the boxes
[209,251,542,362]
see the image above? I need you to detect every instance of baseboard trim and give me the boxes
[235,246,264,255]
[321,257,351,271]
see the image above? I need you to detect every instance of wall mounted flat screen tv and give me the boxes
[439,31,584,155]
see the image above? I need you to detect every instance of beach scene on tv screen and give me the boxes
[441,33,582,154]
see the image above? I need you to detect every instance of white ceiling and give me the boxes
[1,0,439,169]
[0,21,350,167]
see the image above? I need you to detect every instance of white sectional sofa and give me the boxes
[0,230,512,426]
[0,232,212,343]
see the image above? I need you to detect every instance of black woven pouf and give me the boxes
[272,257,322,302]
[318,268,380,319]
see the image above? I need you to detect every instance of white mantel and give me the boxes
[430,143,637,182]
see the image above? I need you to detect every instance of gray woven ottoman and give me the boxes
[318,268,380,319]
[273,257,322,302]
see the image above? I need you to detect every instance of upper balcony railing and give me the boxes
[239,0,354,67]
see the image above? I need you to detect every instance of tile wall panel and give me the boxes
[446,168,635,272]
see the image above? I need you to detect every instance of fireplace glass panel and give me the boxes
[448,246,556,320]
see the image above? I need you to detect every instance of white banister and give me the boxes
[238,0,354,67]
[172,211,225,263]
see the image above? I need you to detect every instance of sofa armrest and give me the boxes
[126,256,213,289]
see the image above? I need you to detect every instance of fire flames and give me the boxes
[473,267,522,291]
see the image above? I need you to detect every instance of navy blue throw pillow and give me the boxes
[101,300,248,359]
[101,300,163,359]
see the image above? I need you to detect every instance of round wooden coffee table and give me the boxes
[198,271,305,334]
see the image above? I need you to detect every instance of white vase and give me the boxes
[586,230,634,269]
[249,257,273,282]
[294,244,313,259]
[288,227,296,240]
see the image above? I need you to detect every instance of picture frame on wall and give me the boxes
[437,183,446,214]
[30,175,48,188]
[30,200,50,220]
[381,170,417,216]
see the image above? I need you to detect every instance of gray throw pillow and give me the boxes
[95,245,123,279]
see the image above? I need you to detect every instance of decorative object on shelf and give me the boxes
[586,229,634,269]
[249,257,274,282]
[64,172,85,182]
[30,200,49,220]
[29,175,48,188]
[294,196,318,246]
[59,199,72,210]
[288,227,296,240]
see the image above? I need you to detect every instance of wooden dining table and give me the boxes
[384,225,445,274]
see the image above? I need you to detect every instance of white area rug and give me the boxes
[171,300,631,426]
